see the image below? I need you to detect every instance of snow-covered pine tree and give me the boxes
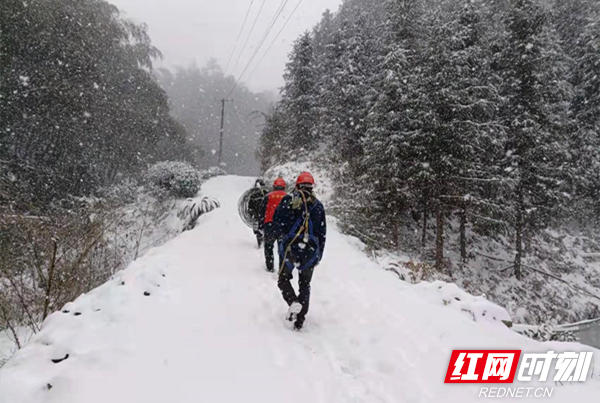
[567,7,600,224]
[498,0,573,279]
[257,106,288,172]
[421,0,504,268]
[360,0,426,248]
[312,9,335,58]
[313,0,386,166]
[312,15,347,154]
[279,32,318,157]
[552,0,597,56]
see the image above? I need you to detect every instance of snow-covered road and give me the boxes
[1,176,598,403]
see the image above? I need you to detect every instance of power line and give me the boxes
[230,0,268,76]
[224,0,255,74]
[228,0,291,97]
[232,0,290,79]
[246,0,304,83]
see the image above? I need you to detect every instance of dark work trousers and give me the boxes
[263,223,276,272]
[277,265,315,327]
[254,227,263,248]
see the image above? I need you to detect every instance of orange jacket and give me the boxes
[261,190,287,224]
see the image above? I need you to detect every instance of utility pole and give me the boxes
[217,98,233,167]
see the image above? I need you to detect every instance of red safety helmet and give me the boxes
[296,171,315,186]
[273,177,286,188]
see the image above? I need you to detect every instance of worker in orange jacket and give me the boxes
[259,177,287,272]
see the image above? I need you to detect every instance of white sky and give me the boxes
[108,0,342,94]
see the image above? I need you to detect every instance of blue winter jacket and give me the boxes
[272,191,327,265]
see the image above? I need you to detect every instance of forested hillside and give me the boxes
[260,0,600,325]
[157,62,273,175]
[0,0,199,207]
[0,0,204,358]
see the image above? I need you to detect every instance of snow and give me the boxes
[412,281,512,325]
[558,318,600,330]
[1,176,598,403]
[0,328,32,366]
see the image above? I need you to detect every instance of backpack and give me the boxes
[278,202,321,272]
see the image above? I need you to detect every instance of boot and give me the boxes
[286,302,302,326]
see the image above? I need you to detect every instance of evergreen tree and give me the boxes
[315,1,386,165]
[360,0,425,247]
[499,0,572,279]
[570,18,600,223]
[0,0,193,207]
[257,107,288,172]
[279,32,318,156]
[259,0,586,282]
[312,9,335,58]
[422,0,504,269]
[550,0,600,225]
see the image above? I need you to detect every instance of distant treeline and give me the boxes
[157,61,274,176]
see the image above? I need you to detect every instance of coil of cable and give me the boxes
[238,188,261,228]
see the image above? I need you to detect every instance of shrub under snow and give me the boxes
[145,161,200,199]
[177,196,221,231]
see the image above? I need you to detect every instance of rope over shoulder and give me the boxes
[278,189,320,274]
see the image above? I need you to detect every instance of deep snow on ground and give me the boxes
[1,176,599,403]
[0,328,32,367]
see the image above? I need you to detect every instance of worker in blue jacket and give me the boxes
[272,171,326,331]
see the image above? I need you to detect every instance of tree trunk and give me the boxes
[0,305,22,349]
[436,203,445,272]
[595,182,600,227]
[42,239,58,321]
[421,200,428,249]
[460,204,467,265]
[392,219,399,248]
[514,190,524,281]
